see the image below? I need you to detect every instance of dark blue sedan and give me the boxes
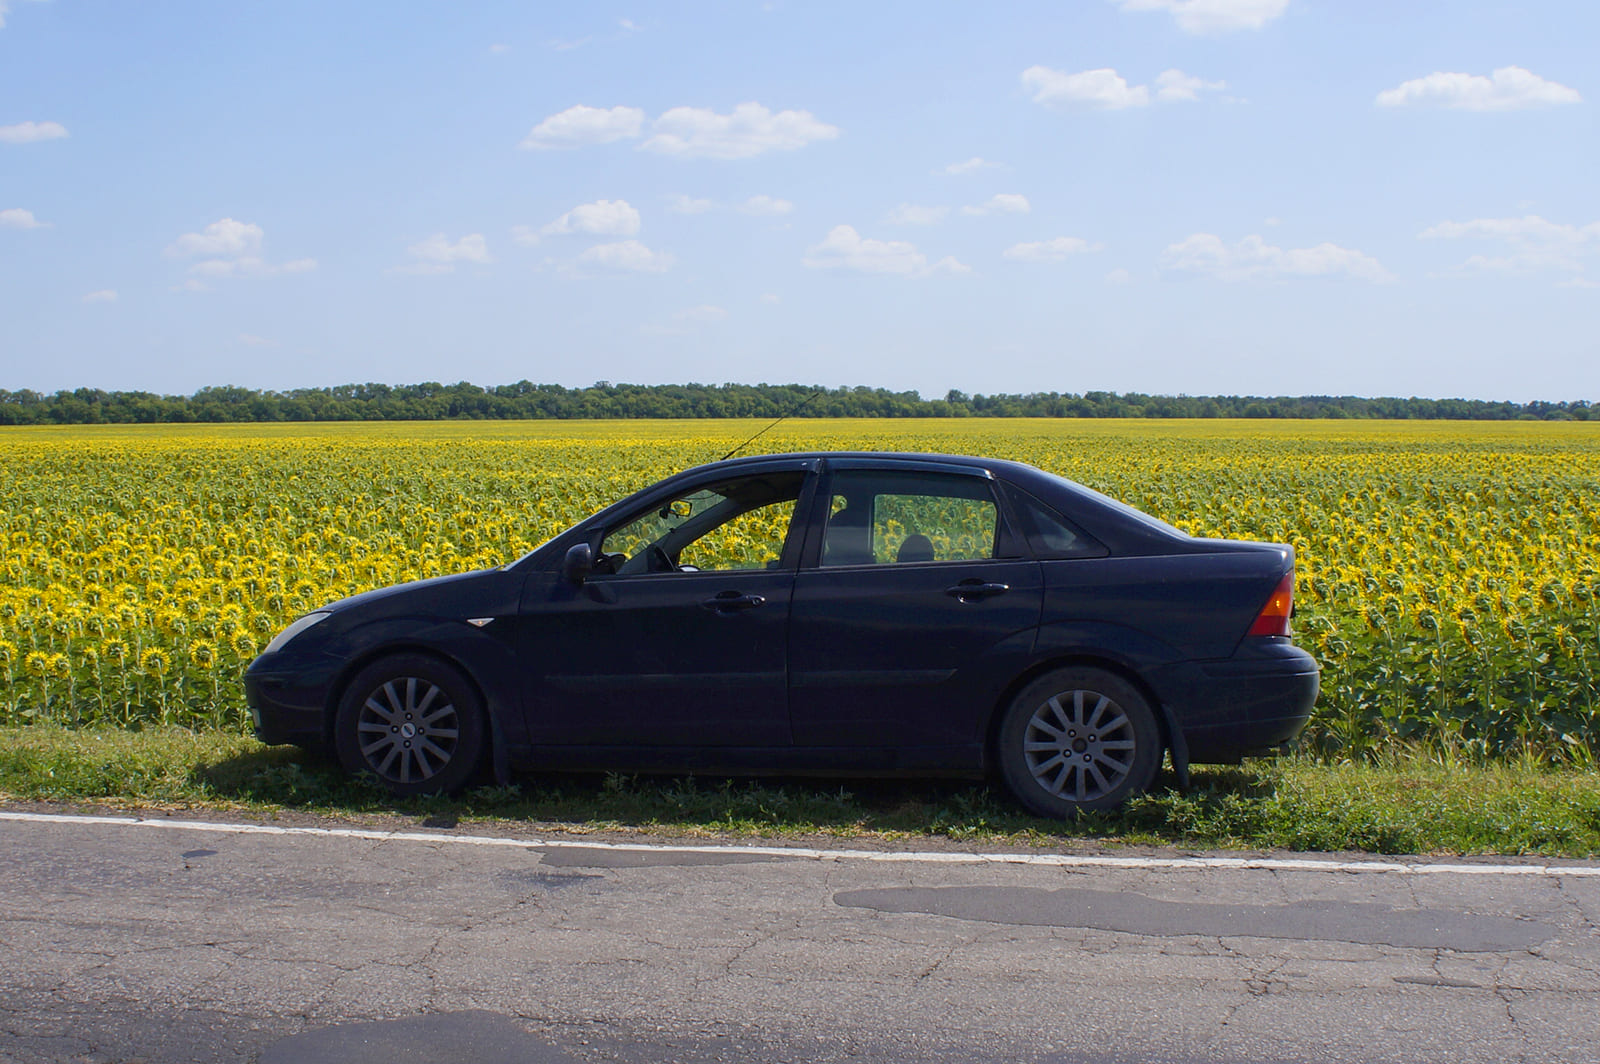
[246,452,1318,816]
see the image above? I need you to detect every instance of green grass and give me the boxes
[3,724,1598,858]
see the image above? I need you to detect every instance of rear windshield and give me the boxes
[1042,472,1188,540]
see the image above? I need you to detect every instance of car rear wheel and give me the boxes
[334,653,486,797]
[998,666,1161,816]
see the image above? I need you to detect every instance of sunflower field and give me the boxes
[2,418,1597,763]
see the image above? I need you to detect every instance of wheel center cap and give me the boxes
[1072,738,1089,753]
[400,723,417,739]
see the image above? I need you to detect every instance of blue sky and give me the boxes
[2,0,1596,401]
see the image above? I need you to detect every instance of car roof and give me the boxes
[681,450,1028,475]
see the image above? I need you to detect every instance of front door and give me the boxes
[520,469,807,748]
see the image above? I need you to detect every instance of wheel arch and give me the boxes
[320,641,495,761]
[983,653,1172,776]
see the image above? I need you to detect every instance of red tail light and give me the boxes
[1248,572,1294,637]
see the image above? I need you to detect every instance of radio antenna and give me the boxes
[719,387,826,462]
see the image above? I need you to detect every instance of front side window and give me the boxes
[820,471,1007,566]
[597,472,803,575]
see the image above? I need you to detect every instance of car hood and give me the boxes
[319,569,500,615]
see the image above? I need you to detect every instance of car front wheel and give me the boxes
[334,653,486,797]
[998,666,1161,817]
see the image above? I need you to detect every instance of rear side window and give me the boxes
[820,470,1017,566]
[1006,486,1107,559]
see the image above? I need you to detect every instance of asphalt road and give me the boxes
[2,810,1599,1064]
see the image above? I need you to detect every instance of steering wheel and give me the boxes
[646,545,677,573]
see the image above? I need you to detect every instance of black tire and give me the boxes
[997,666,1162,817]
[334,653,486,797]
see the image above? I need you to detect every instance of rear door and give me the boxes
[787,463,1043,750]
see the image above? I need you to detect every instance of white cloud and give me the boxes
[1420,215,1600,277]
[666,194,794,216]
[885,204,950,226]
[667,194,716,214]
[237,333,273,347]
[963,194,1031,217]
[1022,67,1222,109]
[577,240,674,272]
[1106,268,1133,284]
[802,225,969,277]
[1004,237,1102,262]
[520,102,837,159]
[618,18,641,32]
[1155,69,1227,102]
[0,207,46,229]
[81,289,117,303]
[642,102,838,160]
[489,43,510,54]
[169,218,264,258]
[0,120,68,143]
[190,258,251,277]
[394,233,490,274]
[1161,233,1394,283]
[1117,0,1289,34]
[189,255,317,278]
[759,292,781,304]
[738,194,794,216]
[539,199,641,238]
[164,218,316,281]
[1376,66,1581,112]
[939,157,1002,176]
[520,105,645,150]
[412,233,490,263]
[1024,67,1147,109]
[545,37,590,51]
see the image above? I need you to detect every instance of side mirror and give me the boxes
[561,542,594,585]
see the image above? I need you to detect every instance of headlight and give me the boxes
[262,612,331,655]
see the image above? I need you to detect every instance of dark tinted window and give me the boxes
[599,472,804,574]
[1007,487,1107,559]
[820,471,1014,566]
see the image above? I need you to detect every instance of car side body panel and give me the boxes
[787,558,1044,748]
[246,568,527,751]
[516,567,796,747]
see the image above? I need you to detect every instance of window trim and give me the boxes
[802,466,1027,569]
[589,469,816,577]
[1000,482,1110,560]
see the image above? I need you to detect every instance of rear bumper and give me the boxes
[1150,639,1320,763]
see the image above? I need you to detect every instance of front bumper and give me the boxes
[243,651,343,749]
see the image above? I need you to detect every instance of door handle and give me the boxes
[701,591,767,613]
[945,580,1010,601]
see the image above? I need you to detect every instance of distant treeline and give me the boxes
[0,381,1594,424]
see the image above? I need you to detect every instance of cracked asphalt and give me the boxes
[3,813,1599,1064]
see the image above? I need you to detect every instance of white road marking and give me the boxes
[2,809,1597,876]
